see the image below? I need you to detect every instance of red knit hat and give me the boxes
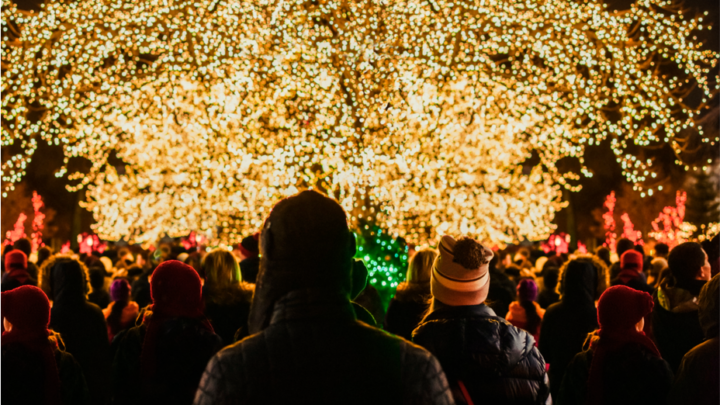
[1,285,50,334]
[150,260,204,318]
[431,235,494,306]
[4,249,27,272]
[620,250,643,271]
[597,285,653,333]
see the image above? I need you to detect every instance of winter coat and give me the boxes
[610,276,654,294]
[558,341,673,405]
[651,279,706,372]
[103,301,140,342]
[506,301,545,344]
[487,268,517,318]
[413,303,551,405]
[202,285,253,347]
[193,290,454,405]
[537,289,559,309]
[385,284,430,340]
[1,271,37,292]
[49,262,110,405]
[539,261,598,402]
[89,290,111,310]
[352,301,377,326]
[2,341,91,405]
[112,315,223,405]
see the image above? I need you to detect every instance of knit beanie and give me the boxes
[1,285,51,334]
[517,278,538,302]
[239,233,260,259]
[150,260,203,318]
[110,278,131,303]
[620,250,643,271]
[597,285,653,333]
[430,235,494,306]
[5,250,27,271]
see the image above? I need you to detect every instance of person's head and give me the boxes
[542,268,560,292]
[110,278,131,303]
[698,273,719,339]
[517,278,538,302]
[202,248,241,289]
[249,190,356,333]
[559,255,609,300]
[615,238,635,258]
[150,260,203,318]
[597,285,653,334]
[559,258,598,305]
[46,256,91,304]
[595,246,612,267]
[406,248,437,284]
[654,243,669,258]
[668,242,711,284]
[88,266,107,291]
[238,233,260,260]
[620,250,643,272]
[430,235,494,306]
[12,238,32,258]
[649,258,668,283]
[36,246,53,267]
[4,250,28,273]
[1,285,51,336]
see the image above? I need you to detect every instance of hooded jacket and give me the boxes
[668,274,719,405]
[651,278,706,372]
[413,302,551,405]
[539,260,599,402]
[48,259,110,405]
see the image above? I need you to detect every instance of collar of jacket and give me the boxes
[423,301,497,323]
[269,289,356,325]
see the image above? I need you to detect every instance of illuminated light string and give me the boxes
[2,0,717,245]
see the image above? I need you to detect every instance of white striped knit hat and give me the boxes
[431,235,494,306]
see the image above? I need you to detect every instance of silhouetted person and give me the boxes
[2,250,37,292]
[558,286,673,405]
[537,267,560,309]
[385,249,437,340]
[194,190,453,405]
[238,234,260,283]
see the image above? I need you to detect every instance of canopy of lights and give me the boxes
[2,0,717,245]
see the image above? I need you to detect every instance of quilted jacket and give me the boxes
[413,303,551,405]
[193,290,454,405]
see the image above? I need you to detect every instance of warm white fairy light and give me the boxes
[2,0,717,244]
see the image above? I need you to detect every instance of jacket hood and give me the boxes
[561,260,596,307]
[698,274,719,339]
[49,259,88,306]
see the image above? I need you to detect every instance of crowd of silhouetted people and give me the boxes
[2,190,719,404]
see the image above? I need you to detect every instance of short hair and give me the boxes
[655,243,669,256]
[615,238,635,257]
[595,246,612,267]
[668,242,706,283]
[13,238,32,257]
[543,268,560,290]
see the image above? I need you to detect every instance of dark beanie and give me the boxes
[261,190,354,272]
[239,234,259,259]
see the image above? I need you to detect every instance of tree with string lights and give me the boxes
[2,0,717,246]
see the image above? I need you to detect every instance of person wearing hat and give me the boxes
[194,190,454,405]
[611,250,654,294]
[506,278,545,344]
[112,260,222,405]
[412,235,551,405]
[2,285,90,405]
[1,249,38,292]
[558,285,673,405]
